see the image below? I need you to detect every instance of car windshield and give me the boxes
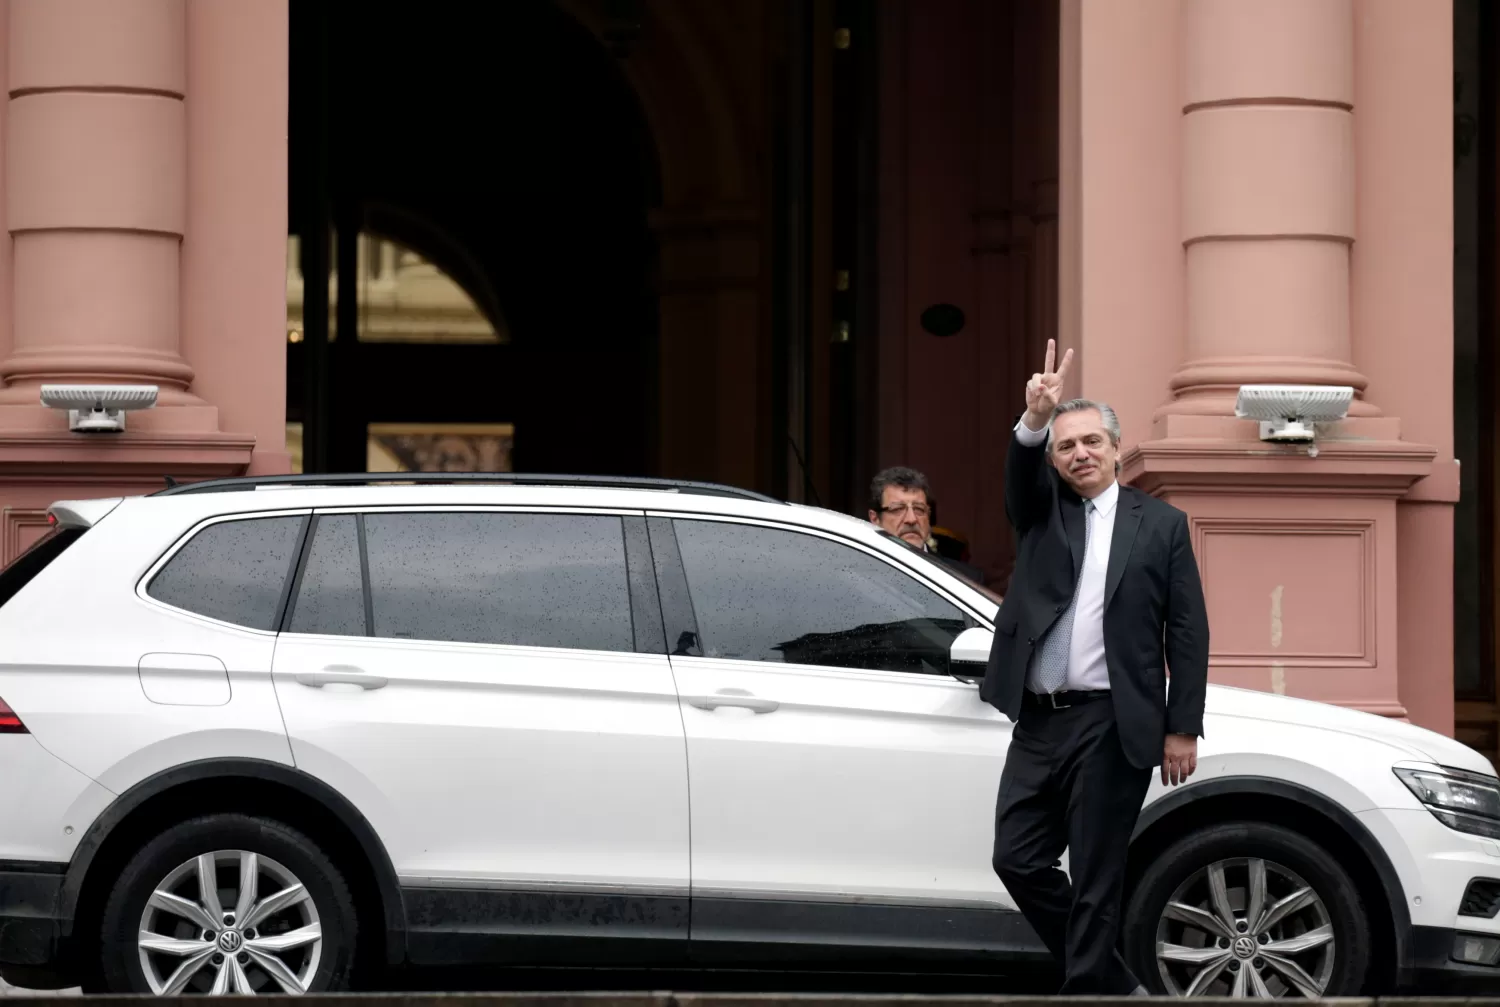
[876,530,1005,608]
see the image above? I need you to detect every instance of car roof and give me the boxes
[154,472,784,504]
[58,475,887,543]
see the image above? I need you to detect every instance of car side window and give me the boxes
[288,514,366,637]
[670,518,971,674]
[146,515,305,631]
[293,511,640,653]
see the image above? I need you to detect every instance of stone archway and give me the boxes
[360,202,507,339]
[557,0,769,490]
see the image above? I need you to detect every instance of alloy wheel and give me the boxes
[1154,856,1335,998]
[136,849,323,995]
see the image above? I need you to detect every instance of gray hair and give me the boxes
[1048,398,1122,473]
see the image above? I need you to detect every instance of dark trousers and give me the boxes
[992,694,1153,995]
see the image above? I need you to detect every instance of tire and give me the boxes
[98,813,358,995]
[1123,821,1370,998]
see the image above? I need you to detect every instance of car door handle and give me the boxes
[683,692,779,714]
[294,667,388,690]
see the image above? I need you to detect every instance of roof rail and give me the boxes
[151,472,785,504]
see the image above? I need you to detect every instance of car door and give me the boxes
[270,506,690,950]
[648,514,1023,954]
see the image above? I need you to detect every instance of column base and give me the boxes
[0,402,223,435]
[1157,356,1380,420]
[1121,418,1435,721]
[0,430,254,563]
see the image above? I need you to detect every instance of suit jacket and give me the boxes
[979,428,1210,769]
[929,551,986,586]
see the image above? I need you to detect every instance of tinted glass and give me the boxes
[672,519,970,673]
[362,512,635,652]
[288,514,366,636]
[0,527,84,609]
[147,516,304,630]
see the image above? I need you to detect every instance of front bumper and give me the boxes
[1354,806,1500,992]
[0,863,64,968]
[1408,926,1500,993]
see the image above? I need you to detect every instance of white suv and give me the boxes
[1,474,1499,998]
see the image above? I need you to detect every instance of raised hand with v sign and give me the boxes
[1022,338,1073,432]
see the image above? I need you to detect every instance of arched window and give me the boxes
[286,232,506,345]
[285,232,512,474]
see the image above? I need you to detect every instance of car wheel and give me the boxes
[1123,820,1370,998]
[98,813,357,995]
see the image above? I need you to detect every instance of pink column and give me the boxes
[1068,0,1440,723]
[1163,0,1375,419]
[0,0,217,431]
[180,0,290,474]
[0,0,258,554]
[1056,0,1184,443]
[1350,0,1457,735]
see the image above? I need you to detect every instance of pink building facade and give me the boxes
[0,0,288,519]
[876,0,1457,749]
[1080,0,1455,741]
[0,2,1474,754]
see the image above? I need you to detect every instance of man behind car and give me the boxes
[867,467,986,584]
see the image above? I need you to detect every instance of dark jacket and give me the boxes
[929,551,986,586]
[979,428,1210,769]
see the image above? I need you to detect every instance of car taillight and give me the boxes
[0,697,26,733]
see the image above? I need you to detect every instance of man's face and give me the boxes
[870,485,931,547]
[1049,408,1118,498]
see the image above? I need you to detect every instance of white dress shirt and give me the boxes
[1015,419,1117,692]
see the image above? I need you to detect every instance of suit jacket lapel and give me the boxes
[1104,488,1143,610]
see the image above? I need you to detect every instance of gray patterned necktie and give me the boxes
[1028,500,1094,694]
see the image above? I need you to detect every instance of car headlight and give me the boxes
[1395,766,1500,839]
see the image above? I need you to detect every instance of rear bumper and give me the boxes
[1406,925,1500,994]
[0,863,64,968]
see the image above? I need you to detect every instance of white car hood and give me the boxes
[1206,685,1496,777]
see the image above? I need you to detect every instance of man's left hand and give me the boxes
[1162,734,1197,786]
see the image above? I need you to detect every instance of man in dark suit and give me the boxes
[980,340,1210,995]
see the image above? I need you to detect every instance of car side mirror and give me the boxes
[949,626,993,685]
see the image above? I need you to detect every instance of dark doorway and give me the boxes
[288,0,661,476]
[1453,0,1498,767]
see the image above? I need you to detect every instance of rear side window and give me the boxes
[364,512,633,651]
[287,511,651,654]
[146,516,305,630]
[0,526,86,609]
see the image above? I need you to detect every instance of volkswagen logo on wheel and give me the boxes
[1233,935,1257,959]
[217,930,243,954]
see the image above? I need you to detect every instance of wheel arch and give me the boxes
[1128,776,1411,993]
[60,758,406,973]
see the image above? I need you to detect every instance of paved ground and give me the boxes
[0,978,77,997]
[1,969,1053,998]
